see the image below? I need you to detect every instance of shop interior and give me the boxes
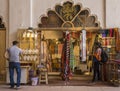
[16,27,120,86]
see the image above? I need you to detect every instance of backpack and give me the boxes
[101,50,108,63]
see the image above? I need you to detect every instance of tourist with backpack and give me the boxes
[92,42,102,82]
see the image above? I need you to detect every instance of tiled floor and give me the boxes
[0,85,120,91]
[0,74,119,91]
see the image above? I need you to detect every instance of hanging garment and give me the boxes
[73,45,79,67]
[110,28,113,37]
[58,43,63,58]
[54,44,58,58]
[70,40,75,72]
[61,32,72,81]
[41,41,47,63]
[114,28,120,51]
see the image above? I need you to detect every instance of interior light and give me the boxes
[31,33,34,38]
[23,32,26,38]
[27,32,30,37]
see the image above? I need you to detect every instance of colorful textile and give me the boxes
[58,44,63,55]
[61,32,72,81]
[41,41,47,62]
[70,40,75,72]
[115,28,120,51]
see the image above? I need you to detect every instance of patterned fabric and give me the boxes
[61,32,72,81]
[115,28,120,51]
[41,41,47,62]
[70,40,75,72]
[58,44,63,55]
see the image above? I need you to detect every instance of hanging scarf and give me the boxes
[61,32,72,80]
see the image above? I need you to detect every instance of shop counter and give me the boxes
[6,66,30,84]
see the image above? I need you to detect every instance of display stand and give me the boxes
[6,66,30,84]
[17,29,39,71]
[107,61,120,86]
[97,28,119,82]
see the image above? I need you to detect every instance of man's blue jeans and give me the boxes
[9,62,21,87]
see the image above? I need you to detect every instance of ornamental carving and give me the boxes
[38,1,100,28]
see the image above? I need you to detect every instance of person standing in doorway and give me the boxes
[6,41,22,89]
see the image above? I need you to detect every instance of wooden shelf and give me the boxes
[108,53,116,55]
[102,46,116,48]
[101,37,115,39]
[18,29,40,70]
[20,61,36,63]
[98,32,117,63]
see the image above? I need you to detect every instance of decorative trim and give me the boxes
[38,1,100,29]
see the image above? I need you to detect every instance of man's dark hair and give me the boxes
[12,41,19,45]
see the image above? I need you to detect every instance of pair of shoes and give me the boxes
[9,85,15,89]
[9,86,14,89]
[16,86,21,90]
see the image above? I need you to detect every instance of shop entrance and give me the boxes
[37,1,101,86]
[18,1,114,86]
[36,28,101,86]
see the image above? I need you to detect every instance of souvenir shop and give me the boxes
[0,1,120,86]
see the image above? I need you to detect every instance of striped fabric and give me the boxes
[61,32,72,81]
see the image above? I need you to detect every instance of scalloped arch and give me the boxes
[38,1,100,28]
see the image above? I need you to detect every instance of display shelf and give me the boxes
[94,28,119,84]
[107,61,120,86]
[6,66,30,84]
[102,46,116,48]
[98,29,117,61]
[17,29,40,70]
[101,37,115,39]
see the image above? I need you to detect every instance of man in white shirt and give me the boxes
[6,41,22,89]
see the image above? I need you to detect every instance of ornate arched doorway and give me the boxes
[36,1,101,84]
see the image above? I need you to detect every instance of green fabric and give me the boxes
[70,40,75,72]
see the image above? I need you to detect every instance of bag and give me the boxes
[101,50,108,63]
[93,55,99,62]
[94,52,101,61]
